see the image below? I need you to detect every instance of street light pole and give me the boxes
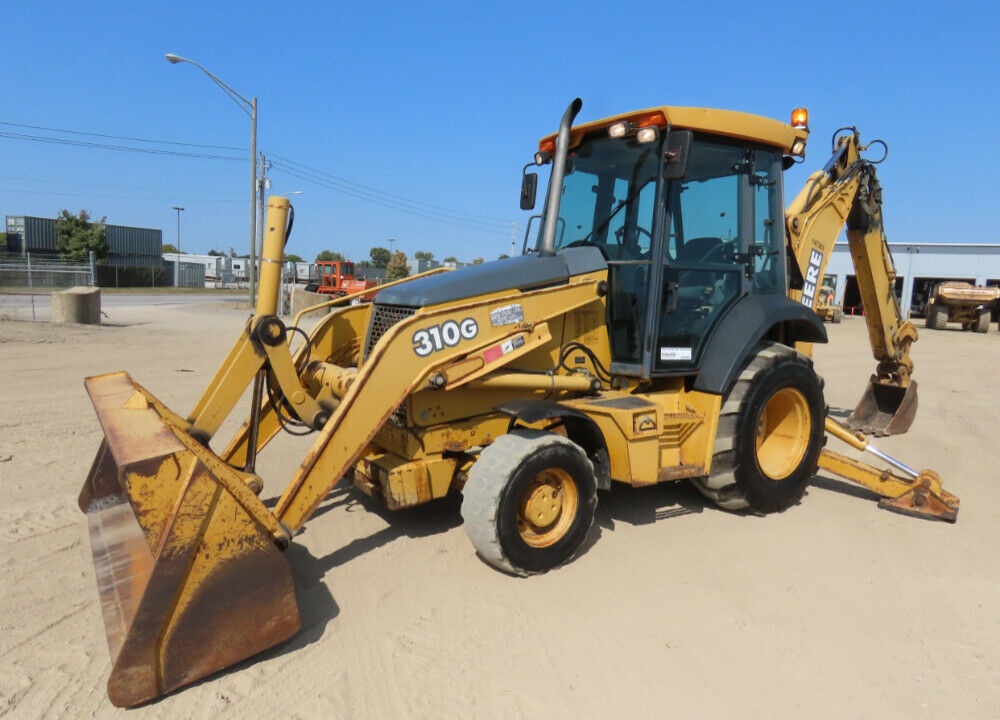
[172,206,184,253]
[172,206,184,287]
[165,53,258,306]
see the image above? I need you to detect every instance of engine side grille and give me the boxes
[364,304,417,360]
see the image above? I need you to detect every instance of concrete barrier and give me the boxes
[51,286,101,324]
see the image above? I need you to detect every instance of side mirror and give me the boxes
[662,130,692,180]
[520,172,538,211]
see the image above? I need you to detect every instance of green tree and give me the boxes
[471,257,484,265]
[498,254,510,259]
[443,255,457,263]
[369,246,391,269]
[55,209,108,261]
[414,250,434,261]
[207,249,226,257]
[316,250,345,262]
[162,243,181,254]
[386,250,410,279]
[284,253,304,263]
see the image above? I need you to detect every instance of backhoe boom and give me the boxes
[785,129,918,435]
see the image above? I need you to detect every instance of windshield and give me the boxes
[537,133,661,259]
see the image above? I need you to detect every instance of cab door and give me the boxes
[651,140,784,374]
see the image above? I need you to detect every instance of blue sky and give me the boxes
[2,0,996,264]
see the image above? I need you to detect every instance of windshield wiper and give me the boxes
[574,173,656,246]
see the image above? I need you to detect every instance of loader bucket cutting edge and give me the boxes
[845,377,917,437]
[79,371,300,708]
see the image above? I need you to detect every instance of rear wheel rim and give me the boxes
[516,468,579,548]
[754,387,811,480]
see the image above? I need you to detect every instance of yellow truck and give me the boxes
[924,281,998,332]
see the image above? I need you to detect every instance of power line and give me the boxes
[0,175,242,199]
[270,157,510,234]
[0,120,245,151]
[2,119,514,239]
[271,152,509,225]
[0,186,245,204]
[274,163,509,236]
[0,130,244,161]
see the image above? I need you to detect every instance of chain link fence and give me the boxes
[0,252,95,321]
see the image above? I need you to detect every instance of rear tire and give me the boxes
[975,308,990,333]
[461,430,597,576]
[690,342,825,513]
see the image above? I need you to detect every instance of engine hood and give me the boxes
[373,246,607,308]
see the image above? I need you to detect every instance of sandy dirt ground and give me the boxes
[1,297,998,719]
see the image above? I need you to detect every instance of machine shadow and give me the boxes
[596,481,707,528]
[809,471,883,502]
[576,481,707,557]
[827,406,853,421]
[211,484,468,682]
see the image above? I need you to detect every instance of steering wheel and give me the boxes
[615,225,653,245]
[613,226,653,260]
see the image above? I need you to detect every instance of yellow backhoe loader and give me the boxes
[79,100,958,706]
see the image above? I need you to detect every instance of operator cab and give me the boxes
[528,119,788,379]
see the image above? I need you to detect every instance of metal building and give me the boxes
[5,215,162,267]
[818,242,1000,317]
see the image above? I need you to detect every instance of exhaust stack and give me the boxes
[539,98,582,257]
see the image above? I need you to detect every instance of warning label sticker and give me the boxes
[483,334,526,363]
[660,347,693,361]
[490,303,524,327]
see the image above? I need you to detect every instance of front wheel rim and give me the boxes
[516,468,579,548]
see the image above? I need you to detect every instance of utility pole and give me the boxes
[388,238,395,254]
[256,152,270,303]
[510,220,517,256]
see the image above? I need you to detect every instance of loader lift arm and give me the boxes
[785,128,918,436]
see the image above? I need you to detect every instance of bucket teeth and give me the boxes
[846,377,917,437]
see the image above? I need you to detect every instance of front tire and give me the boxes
[925,300,948,330]
[690,342,825,513]
[461,430,597,576]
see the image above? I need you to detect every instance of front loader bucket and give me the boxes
[846,377,918,437]
[79,371,300,707]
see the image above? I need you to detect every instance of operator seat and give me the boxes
[677,236,725,264]
[660,237,739,357]
[607,232,649,363]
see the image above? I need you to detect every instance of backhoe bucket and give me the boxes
[846,377,918,437]
[79,371,300,707]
